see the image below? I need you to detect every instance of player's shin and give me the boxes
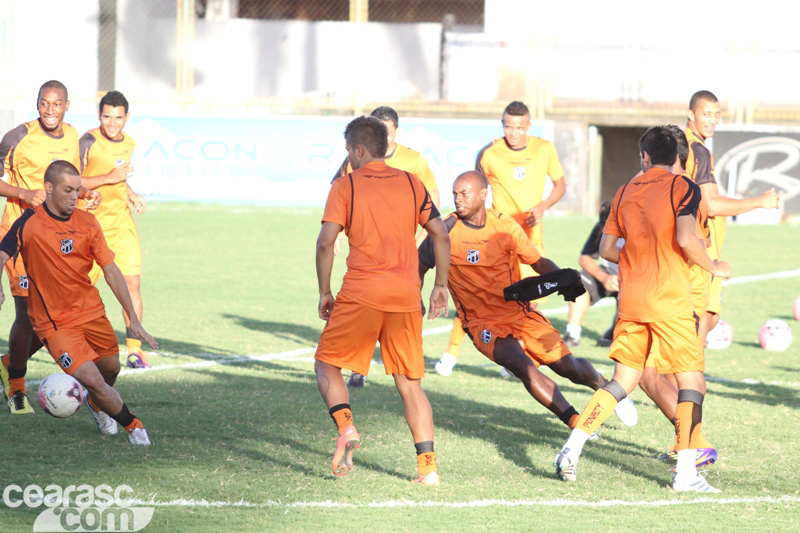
[675,389,704,476]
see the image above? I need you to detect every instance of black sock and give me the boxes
[558,406,579,427]
[8,366,26,380]
[111,403,136,427]
[415,441,434,455]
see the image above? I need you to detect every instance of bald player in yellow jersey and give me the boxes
[80,91,150,370]
[0,80,100,414]
[436,101,566,377]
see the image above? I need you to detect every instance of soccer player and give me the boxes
[0,80,100,414]
[0,161,156,444]
[80,90,150,369]
[315,116,450,485]
[554,126,730,492]
[684,91,778,343]
[419,171,637,430]
[436,101,565,376]
[333,106,440,388]
[562,200,619,348]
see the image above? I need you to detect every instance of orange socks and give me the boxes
[575,388,619,435]
[415,441,437,475]
[446,317,465,357]
[329,404,354,436]
[675,390,704,451]
[127,338,142,354]
[124,418,144,433]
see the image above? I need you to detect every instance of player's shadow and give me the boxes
[706,376,799,410]
[771,366,800,374]
[221,313,321,345]
[732,341,763,349]
[110,329,236,357]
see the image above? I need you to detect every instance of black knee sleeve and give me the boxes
[677,389,704,406]
[602,379,627,402]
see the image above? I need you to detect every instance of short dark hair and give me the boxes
[455,171,489,191]
[99,90,129,114]
[503,101,529,117]
[665,124,689,169]
[344,116,389,158]
[38,80,68,101]
[598,199,613,224]
[689,90,718,111]
[370,106,399,128]
[44,160,80,186]
[639,126,677,166]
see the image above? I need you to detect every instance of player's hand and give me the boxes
[759,188,779,209]
[319,292,335,320]
[712,260,731,281]
[525,204,545,227]
[333,232,345,257]
[108,163,132,185]
[427,285,448,320]
[83,189,102,210]
[128,192,146,214]
[19,189,45,207]
[602,274,619,292]
[128,321,158,350]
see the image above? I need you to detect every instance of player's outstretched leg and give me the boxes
[393,374,439,485]
[5,299,42,414]
[548,355,638,427]
[670,383,720,493]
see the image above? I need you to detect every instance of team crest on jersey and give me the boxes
[58,352,72,369]
[19,275,28,290]
[480,329,492,344]
[60,239,74,254]
[466,249,480,264]
[513,166,526,181]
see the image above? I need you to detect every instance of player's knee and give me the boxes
[602,379,628,402]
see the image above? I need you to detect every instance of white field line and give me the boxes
[124,495,799,509]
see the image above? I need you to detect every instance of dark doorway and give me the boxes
[597,126,648,203]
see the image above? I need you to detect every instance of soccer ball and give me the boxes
[706,319,733,350]
[38,374,84,418]
[758,319,793,352]
[793,297,800,321]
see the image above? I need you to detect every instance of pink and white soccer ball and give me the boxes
[38,374,84,418]
[794,297,800,321]
[706,319,733,349]
[758,319,793,352]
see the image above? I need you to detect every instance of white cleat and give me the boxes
[672,472,721,493]
[435,353,457,376]
[499,367,513,378]
[554,449,578,482]
[128,428,151,446]
[614,396,638,426]
[84,392,118,435]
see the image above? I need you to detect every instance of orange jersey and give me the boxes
[79,128,136,234]
[339,143,438,198]
[685,126,726,256]
[0,120,81,226]
[476,136,564,239]
[323,161,438,312]
[0,204,115,335]
[603,168,702,322]
[419,210,542,328]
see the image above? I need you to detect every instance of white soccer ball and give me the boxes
[706,319,733,350]
[758,319,793,352]
[37,374,84,418]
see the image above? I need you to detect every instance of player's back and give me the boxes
[606,168,697,322]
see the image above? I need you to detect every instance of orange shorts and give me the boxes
[39,316,120,375]
[689,264,711,316]
[89,227,142,284]
[707,275,722,315]
[315,299,424,379]
[467,311,570,366]
[4,255,29,298]
[609,314,702,374]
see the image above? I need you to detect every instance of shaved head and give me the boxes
[454,171,489,191]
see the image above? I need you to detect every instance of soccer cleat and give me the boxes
[412,471,440,486]
[695,447,719,467]
[596,337,613,347]
[126,352,151,369]
[0,359,9,400]
[347,372,366,388]
[562,333,580,347]
[499,367,513,378]
[84,392,118,435]
[128,428,151,446]
[614,396,638,426]
[554,449,577,482]
[672,472,721,493]
[8,390,35,414]
[435,353,457,376]
[331,425,360,476]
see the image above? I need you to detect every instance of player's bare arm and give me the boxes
[81,163,132,189]
[0,249,9,309]
[700,182,779,217]
[127,183,146,214]
[599,234,621,264]
[78,185,102,210]
[531,256,560,275]
[422,215,450,320]
[676,214,730,280]
[102,261,158,349]
[578,253,618,291]
[526,175,566,226]
[316,221,343,320]
[0,180,45,207]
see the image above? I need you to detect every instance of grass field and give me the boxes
[1,204,799,532]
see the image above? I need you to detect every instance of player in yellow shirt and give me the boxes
[0,80,100,413]
[436,101,566,377]
[80,91,150,369]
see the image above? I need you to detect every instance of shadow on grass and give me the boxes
[706,373,799,409]
[221,314,322,345]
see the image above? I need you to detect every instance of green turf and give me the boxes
[1,205,799,532]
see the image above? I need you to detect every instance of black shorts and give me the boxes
[579,266,619,306]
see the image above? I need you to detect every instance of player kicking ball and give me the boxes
[0,161,157,445]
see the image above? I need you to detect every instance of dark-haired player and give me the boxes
[80,90,150,369]
[0,161,155,444]
[0,81,100,413]
[554,126,729,492]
